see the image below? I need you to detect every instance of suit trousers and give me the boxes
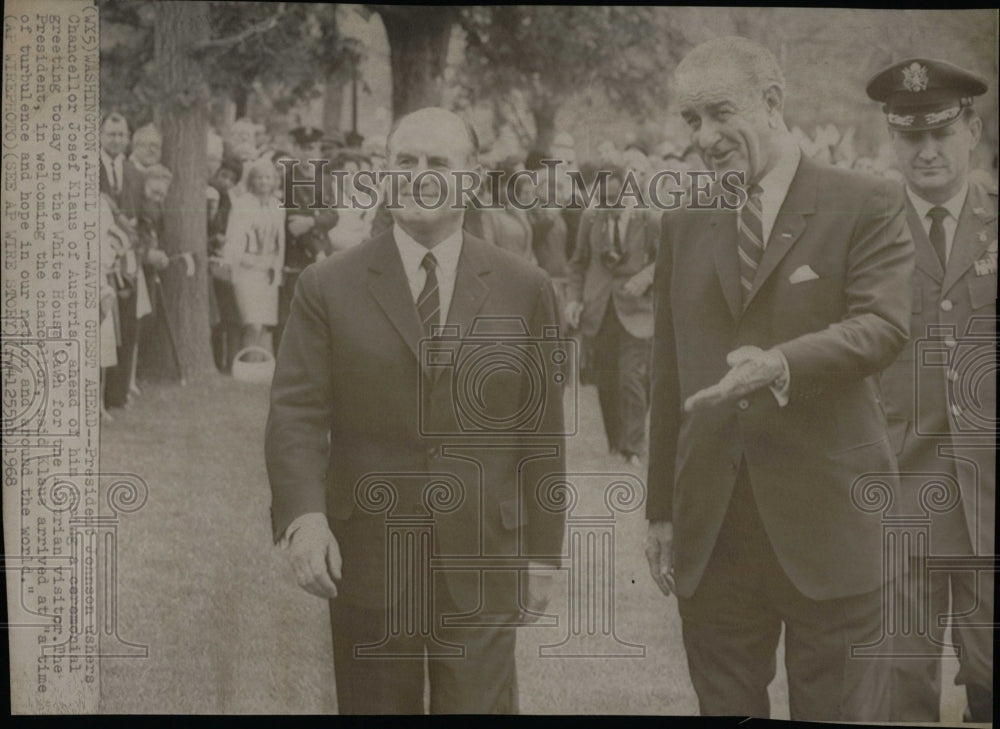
[329,598,519,714]
[889,557,994,722]
[677,462,891,721]
[593,303,651,458]
[105,281,137,408]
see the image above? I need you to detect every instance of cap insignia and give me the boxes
[902,62,929,93]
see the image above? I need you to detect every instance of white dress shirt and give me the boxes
[740,141,802,406]
[750,142,802,245]
[279,224,466,548]
[393,223,464,327]
[905,182,969,264]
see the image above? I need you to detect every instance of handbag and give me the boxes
[231,346,276,384]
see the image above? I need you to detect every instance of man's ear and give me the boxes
[763,84,784,120]
[968,115,982,148]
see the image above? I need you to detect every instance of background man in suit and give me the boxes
[99,112,144,218]
[644,37,913,721]
[100,111,148,409]
[867,58,996,724]
[566,166,659,465]
[266,107,566,714]
[274,125,340,350]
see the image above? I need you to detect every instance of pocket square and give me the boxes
[789,265,820,284]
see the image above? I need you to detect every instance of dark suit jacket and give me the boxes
[266,228,567,612]
[566,207,660,339]
[879,180,996,556]
[283,183,340,270]
[100,156,144,221]
[529,208,569,279]
[646,157,913,601]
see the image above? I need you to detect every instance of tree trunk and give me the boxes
[322,65,348,138]
[532,100,558,155]
[148,1,214,380]
[378,7,455,119]
[233,85,248,119]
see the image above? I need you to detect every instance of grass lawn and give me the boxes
[97,372,963,717]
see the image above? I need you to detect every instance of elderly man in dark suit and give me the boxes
[265,108,566,714]
[644,37,914,721]
[566,166,660,465]
[867,58,996,724]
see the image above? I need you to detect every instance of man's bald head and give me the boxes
[387,107,479,165]
[675,36,785,110]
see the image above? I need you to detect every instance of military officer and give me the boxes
[867,58,996,724]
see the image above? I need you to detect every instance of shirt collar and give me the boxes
[392,224,464,279]
[755,141,801,211]
[905,182,969,223]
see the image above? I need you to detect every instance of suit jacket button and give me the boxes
[940,299,953,312]
[738,399,750,410]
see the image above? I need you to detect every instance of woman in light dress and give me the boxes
[222,158,285,361]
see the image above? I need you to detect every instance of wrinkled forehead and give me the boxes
[675,63,756,112]
[389,114,475,162]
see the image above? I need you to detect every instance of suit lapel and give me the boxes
[743,156,816,311]
[711,208,742,321]
[906,199,945,282]
[942,184,997,294]
[446,233,492,335]
[367,230,424,361]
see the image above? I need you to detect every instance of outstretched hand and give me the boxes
[684,346,785,413]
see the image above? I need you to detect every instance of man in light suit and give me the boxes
[867,58,996,724]
[265,108,566,714]
[566,166,660,464]
[644,37,913,721]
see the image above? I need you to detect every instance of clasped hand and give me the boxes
[288,518,342,599]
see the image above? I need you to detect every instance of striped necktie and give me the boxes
[417,252,440,338]
[737,184,765,307]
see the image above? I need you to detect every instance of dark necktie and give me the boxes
[928,206,949,267]
[612,213,624,258]
[738,184,765,307]
[110,159,119,195]
[417,252,440,338]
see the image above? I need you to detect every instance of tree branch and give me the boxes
[190,5,286,53]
